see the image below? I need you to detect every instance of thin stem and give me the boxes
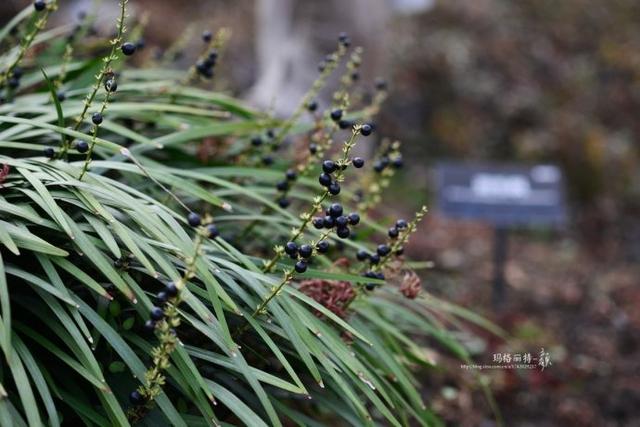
[60,0,128,158]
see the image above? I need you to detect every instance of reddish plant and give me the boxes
[299,278,355,318]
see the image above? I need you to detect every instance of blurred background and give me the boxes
[3,0,640,425]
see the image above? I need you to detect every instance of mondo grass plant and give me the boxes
[0,1,500,426]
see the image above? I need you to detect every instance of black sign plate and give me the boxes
[435,162,567,226]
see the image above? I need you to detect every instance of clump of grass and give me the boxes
[0,4,499,426]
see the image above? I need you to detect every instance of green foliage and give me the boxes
[0,4,492,426]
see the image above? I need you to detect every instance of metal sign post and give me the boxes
[436,162,567,307]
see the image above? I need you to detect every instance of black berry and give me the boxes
[347,213,360,225]
[322,160,337,174]
[143,320,155,333]
[262,155,273,166]
[339,119,353,130]
[309,143,318,154]
[285,169,297,181]
[150,306,164,321]
[121,42,136,56]
[165,282,178,297]
[206,224,219,238]
[299,244,313,258]
[187,212,201,227]
[396,219,408,229]
[34,0,46,12]
[307,100,318,112]
[328,182,341,195]
[277,198,290,208]
[318,173,332,187]
[276,181,288,191]
[44,147,55,158]
[365,282,376,291]
[316,241,329,253]
[352,157,364,168]
[202,30,212,42]
[388,227,399,238]
[91,112,103,125]
[312,217,324,229]
[369,254,380,264]
[294,260,307,273]
[335,215,348,228]
[76,140,89,153]
[377,244,391,256]
[323,216,335,229]
[104,79,117,92]
[356,250,369,261]
[129,390,144,405]
[328,203,343,218]
[251,136,263,147]
[156,291,168,303]
[375,78,388,91]
[395,246,404,256]
[284,241,298,256]
[336,226,350,239]
[56,91,66,102]
[330,109,343,121]
[360,123,373,136]
[392,156,403,168]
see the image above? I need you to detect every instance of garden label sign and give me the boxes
[435,162,567,306]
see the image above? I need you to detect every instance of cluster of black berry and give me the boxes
[4,66,22,92]
[357,218,408,290]
[274,168,297,208]
[373,147,403,173]
[312,202,360,239]
[187,212,219,238]
[143,281,178,333]
[195,31,218,79]
[250,129,278,166]
[317,154,365,195]
[283,238,329,274]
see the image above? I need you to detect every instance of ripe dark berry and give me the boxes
[356,250,369,261]
[34,0,46,11]
[104,79,117,92]
[369,254,380,264]
[360,123,373,136]
[262,155,273,166]
[208,50,218,61]
[276,180,288,191]
[150,306,164,321]
[316,240,329,253]
[187,212,201,227]
[44,147,55,158]
[395,246,404,256]
[206,224,219,238]
[299,244,313,258]
[56,91,66,102]
[277,198,290,208]
[294,260,307,273]
[396,219,408,229]
[328,182,341,195]
[202,30,212,42]
[338,32,351,47]
[388,227,399,238]
[143,320,155,333]
[165,282,178,297]
[76,140,89,153]
[266,129,275,138]
[330,109,343,121]
[121,42,136,56]
[336,226,350,239]
[317,61,326,72]
[392,156,404,168]
[365,282,376,291]
[347,212,360,225]
[380,156,390,168]
[285,169,297,181]
[322,160,337,174]
[8,77,19,89]
[91,112,103,125]
[196,61,214,78]
[307,100,318,112]
[323,216,335,229]
[352,157,365,168]
[156,291,168,303]
[339,119,353,130]
[309,143,318,154]
[351,71,360,81]
[130,390,144,405]
[377,244,391,256]
[284,241,298,256]
[318,173,332,187]
[335,216,348,228]
[312,217,324,229]
[12,67,23,78]
[329,203,343,218]
[375,78,388,91]
[376,272,385,280]
[251,136,263,147]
